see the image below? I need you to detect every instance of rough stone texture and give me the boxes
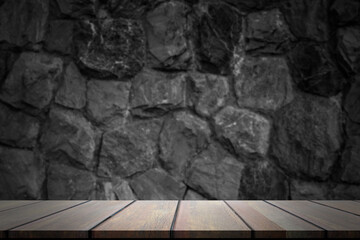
[130,69,187,117]
[87,80,130,123]
[0,146,44,199]
[244,9,294,54]
[337,27,360,74]
[331,184,360,200]
[214,106,271,157]
[186,143,245,199]
[47,161,96,200]
[194,1,242,74]
[112,178,137,200]
[290,180,329,200]
[0,103,39,148]
[75,18,145,78]
[56,0,96,19]
[239,160,288,200]
[0,52,63,109]
[0,0,49,46]
[41,107,97,171]
[344,77,360,123]
[288,42,346,97]
[184,189,206,200]
[234,56,294,111]
[55,62,86,109]
[130,168,186,200]
[271,94,343,180]
[331,0,360,26]
[98,119,162,178]
[146,1,192,69]
[106,0,148,19]
[45,20,74,55]
[188,72,229,117]
[341,136,360,184]
[160,111,211,180]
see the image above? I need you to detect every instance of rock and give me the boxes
[41,107,97,171]
[214,106,271,157]
[0,146,44,199]
[75,18,145,78]
[130,168,186,200]
[47,161,96,200]
[56,0,96,18]
[195,2,242,74]
[146,1,192,69]
[344,77,360,123]
[130,69,187,117]
[234,56,294,111]
[331,184,360,200]
[0,103,39,148]
[186,143,244,199]
[331,0,360,26]
[98,119,162,178]
[55,62,86,109]
[107,0,148,19]
[244,9,293,54]
[239,160,288,200]
[0,0,49,46]
[184,189,207,200]
[188,72,229,117]
[0,52,63,109]
[281,0,329,41]
[290,180,329,200]
[45,20,74,54]
[337,27,360,74]
[112,178,137,200]
[288,42,345,97]
[224,0,287,11]
[160,111,211,180]
[271,94,343,180]
[341,136,360,184]
[96,181,116,200]
[86,80,130,123]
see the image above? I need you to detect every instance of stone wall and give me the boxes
[0,0,359,200]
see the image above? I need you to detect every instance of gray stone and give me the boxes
[331,184,360,200]
[0,0,49,46]
[0,103,39,148]
[75,18,145,78]
[341,136,360,184]
[45,20,74,54]
[244,9,294,54]
[290,180,329,200]
[146,1,192,69]
[87,80,130,123]
[184,189,207,200]
[107,0,148,19]
[113,178,137,200]
[0,52,63,109]
[337,27,360,74]
[130,69,187,117]
[234,56,294,111]
[56,0,96,18]
[55,62,86,109]
[96,181,116,200]
[214,106,271,157]
[160,111,211,180]
[188,72,229,117]
[271,94,343,180]
[98,119,162,178]
[0,146,44,199]
[331,0,360,26]
[344,77,360,123]
[130,168,186,200]
[186,143,245,200]
[41,107,97,171]
[239,160,288,200]
[47,161,96,200]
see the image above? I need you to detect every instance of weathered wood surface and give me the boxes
[312,200,360,216]
[10,201,133,238]
[92,201,178,238]
[0,201,40,212]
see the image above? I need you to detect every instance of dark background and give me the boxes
[0,0,359,200]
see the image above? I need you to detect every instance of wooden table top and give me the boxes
[0,200,360,238]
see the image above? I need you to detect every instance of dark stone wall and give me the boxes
[0,0,359,200]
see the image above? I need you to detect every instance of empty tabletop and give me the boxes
[0,201,40,212]
[312,200,360,216]
[10,201,133,238]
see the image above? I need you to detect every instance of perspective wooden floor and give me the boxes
[0,200,360,238]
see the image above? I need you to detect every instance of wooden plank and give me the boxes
[92,201,178,238]
[10,201,133,238]
[268,201,360,238]
[226,201,324,238]
[313,201,360,216]
[0,200,85,237]
[173,201,251,238]
[0,201,40,212]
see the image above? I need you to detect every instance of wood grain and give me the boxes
[0,200,85,237]
[10,201,133,238]
[0,201,40,212]
[92,201,178,238]
[313,201,360,216]
[226,201,324,238]
[173,201,251,238]
[268,200,360,238]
